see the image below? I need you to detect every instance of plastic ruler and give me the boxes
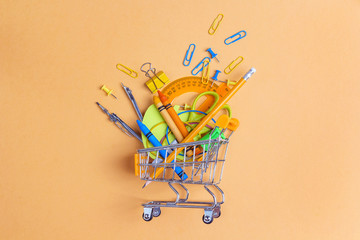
[161,76,231,113]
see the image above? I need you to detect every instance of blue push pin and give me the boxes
[207,48,220,62]
[212,70,221,81]
[211,70,221,86]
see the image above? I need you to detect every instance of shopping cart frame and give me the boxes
[135,132,232,224]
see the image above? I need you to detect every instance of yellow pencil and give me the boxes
[143,68,256,188]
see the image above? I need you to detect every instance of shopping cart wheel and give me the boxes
[152,207,161,217]
[202,214,214,224]
[142,213,153,221]
[213,207,221,218]
[142,208,153,222]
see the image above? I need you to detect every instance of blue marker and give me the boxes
[137,120,188,180]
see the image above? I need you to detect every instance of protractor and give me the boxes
[160,76,231,113]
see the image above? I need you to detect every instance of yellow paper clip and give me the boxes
[116,64,138,78]
[201,60,210,84]
[224,56,244,75]
[208,14,224,35]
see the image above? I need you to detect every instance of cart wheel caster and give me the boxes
[142,212,153,222]
[202,214,214,224]
[213,207,221,218]
[152,207,161,217]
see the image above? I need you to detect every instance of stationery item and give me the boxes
[161,76,231,114]
[183,44,196,66]
[201,59,210,84]
[101,85,117,99]
[208,14,224,35]
[224,30,247,45]
[211,70,221,81]
[153,96,184,142]
[224,56,244,74]
[206,48,220,62]
[157,90,189,138]
[211,70,221,87]
[210,79,236,86]
[136,120,188,181]
[191,57,211,76]
[188,91,220,123]
[186,114,229,157]
[227,118,240,138]
[121,82,143,121]
[143,68,256,187]
[223,79,237,86]
[141,62,170,92]
[116,63,138,78]
[96,102,142,142]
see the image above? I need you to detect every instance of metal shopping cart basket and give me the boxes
[134,123,237,224]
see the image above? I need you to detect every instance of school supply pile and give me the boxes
[96,14,256,224]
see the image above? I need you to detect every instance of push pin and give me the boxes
[212,70,221,81]
[207,48,220,62]
[179,104,191,110]
[211,70,221,87]
[101,85,117,99]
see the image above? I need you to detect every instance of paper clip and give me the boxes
[183,44,196,66]
[191,57,211,76]
[224,56,244,74]
[224,30,247,45]
[201,59,210,84]
[116,64,138,78]
[208,14,224,35]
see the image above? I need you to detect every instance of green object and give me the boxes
[198,127,225,151]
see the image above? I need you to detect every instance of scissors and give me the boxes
[187,91,232,126]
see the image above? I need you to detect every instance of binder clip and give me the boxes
[141,62,170,93]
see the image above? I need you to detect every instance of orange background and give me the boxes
[1,0,360,239]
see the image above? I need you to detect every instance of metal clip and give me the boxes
[191,57,211,76]
[201,59,210,84]
[141,62,165,90]
[116,64,138,78]
[183,44,196,66]
[224,30,247,45]
[208,14,224,35]
[224,56,244,74]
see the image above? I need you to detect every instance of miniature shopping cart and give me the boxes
[134,122,238,224]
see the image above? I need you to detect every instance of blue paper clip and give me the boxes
[224,30,247,45]
[183,44,196,66]
[191,57,211,76]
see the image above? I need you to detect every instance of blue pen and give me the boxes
[136,120,188,180]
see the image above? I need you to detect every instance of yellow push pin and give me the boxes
[101,85,117,99]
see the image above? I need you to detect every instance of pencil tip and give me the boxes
[142,181,150,188]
